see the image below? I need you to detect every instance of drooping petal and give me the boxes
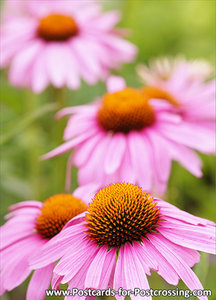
[113,246,127,300]
[40,129,98,160]
[98,247,116,289]
[26,263,55,300]
[85,246,110,289]
[9,40,43,87]
[155,198,215,226]
[149,235,208,300]
[30,224,85,269]
[1,235,44,291]
[159,222,216,254]
[143,238,179,285]
[123,243,151,300]
[9,201,43,211]
[58,241,98,284]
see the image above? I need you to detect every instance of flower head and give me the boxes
[42,76,214,194]
[31,183,216,300]
[86,183,160,247]
[0,184,96,299]
[0,0,137,93]
[137,58,215,163]
[136,56,214,85]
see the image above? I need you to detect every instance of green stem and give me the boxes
[0,103,58,145]
[53,87,65,109]
[51,87,68,193]
[25,90,41,200]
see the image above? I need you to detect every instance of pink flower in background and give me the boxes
[0,0,137,93]
[0,185,97,299]
[31,183,216,300]
[136,56,213,85]
[42,76,214,194]
[137,57,215,143]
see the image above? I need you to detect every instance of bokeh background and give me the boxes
[0,0,215,299]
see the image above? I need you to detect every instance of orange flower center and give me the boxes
[85,183,160,247]
[36,194,87,239]
[97,88,156,134]
[141,86,179,107]
[37,14,78,41]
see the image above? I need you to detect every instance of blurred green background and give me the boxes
[0,0,215,299]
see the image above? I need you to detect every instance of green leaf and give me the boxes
[0,103,58,145]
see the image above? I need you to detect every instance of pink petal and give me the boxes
[78,135,111,185]
[40,129,98,160]
[165,139,202,177]
[63,212,86,229]
[30,49,49,93]
[74,132,105,167]
[1,235,44,291]
[159,122,214,154]
[159,223,215,254]
[30,224,85,269]
[63,114,97,141]
[85,246,109,289]
[26,263,55,300]
[9,40,43,87]
[149,98,176,112]
[154,235,200,268]
[70,38,100,84]
[51,272,63,289]
[99,248,116,289]
[155,198,215,226]
[149,235,207,300]
[104,133,126,174]
[45,43,68,88]
[118,141,136,184]
[146,130,171,194]
[57,241,98,284]
[123,243,151,300]
[133,241,158,274]
[113,246,127,299]
[87,11,121,31]
[9,201,43,211]
[143,238,179,285]
[5,206,40,220]
[101,35,137,63]
[73,183,98,204]
[106,76,126,93]
[56,105,98,119]
[128,132,153,191]
[61,45,80,90]
[0,220,35,249]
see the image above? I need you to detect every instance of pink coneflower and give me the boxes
[0,0,137,93]
[136,56,213,85]
[31,183,216,300]
[0,185,96,299]
[42,76,214,194]
[136,57,215,143]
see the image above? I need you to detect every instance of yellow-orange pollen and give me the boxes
[37,14,79,41]
[141,86,179,107]
[85,183,160,247]
[36,194,87,239]
[97,88,156,134]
